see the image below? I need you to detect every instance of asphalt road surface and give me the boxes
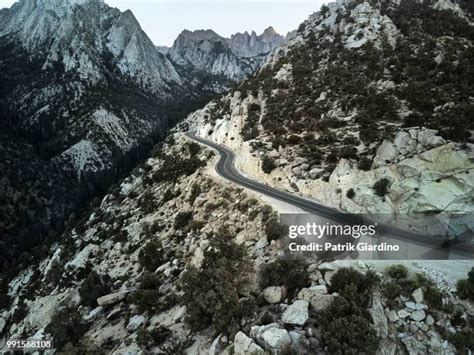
[186,131,474,260]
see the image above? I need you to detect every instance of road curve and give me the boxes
[186,131,474,258]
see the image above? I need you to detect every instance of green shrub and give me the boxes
[373,178,391,197]
[330,268,379,306]
[187,142,201,156]
[456,267,474,301]
[261,156,276,174]
[346,188,356,199]
[130,290,161,313]
[386,264,408,279]
[189,183,201,204]
[180,230,250,334]
[398,278,418,297]
[0,279,11,310]
[457,279,474,301]
[320,290,379,354]
[424,286,443,309]
[322,311,379,354]
[451,329,474,353]
[152,154,205,182]
[358,156,373,171]
[138,191,157,214]
[382,283,402,308]
[136,326,170,348]
[259,260,309,297]
[129,272,162,313]
[79,271,111,307]
[60,338,103,355]
[264,212,284,241]
[46,306,89,349]
[174,211,193,230]
[138,240,165,271]
[11,299,28,323]
[414,273,433,288]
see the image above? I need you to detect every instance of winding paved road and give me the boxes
[186,131,474,259]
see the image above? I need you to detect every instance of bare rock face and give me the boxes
[97,291,128,307]
[250,323,292,354]
[262,286,287,304]
[234,331,266,355]
[297,287,336,311]
[281,300,309,326]
[1,0,180,93]
[229,27,284,58]
[168,27,283,83]
[369,294,388,338]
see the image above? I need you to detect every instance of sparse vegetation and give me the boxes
[264,212,284,241]
[320,268,380,354]
[138,239,165,271]
[386,264,408,279]
[189,183,201,204]
[346,188,356,199]
[79,270,111,307]
[136,326,170,348]
[261,155,276,174]
[259,259,309,297]
[180,228,250,334]
[457,267,474,301]
[373,178,391,197]
[174,211,193,230]
[46,306,89,349]
[129,272,162,313]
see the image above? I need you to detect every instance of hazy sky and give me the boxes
[0,0,326,46]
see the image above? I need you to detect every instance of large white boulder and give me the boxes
[298,287,336,311]
[250,323,291,353]
[97,291,128,307]
[411,288,424,303]
[374,140,398,167]
[126,315,146,332]
[233,331,265,355]
[281,300,309,326]
[262,286,287,304]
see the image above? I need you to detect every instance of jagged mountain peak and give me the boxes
[177,29,224,42]
[1,0,181,93]
[262,26,277,35]
[168,27,284,83]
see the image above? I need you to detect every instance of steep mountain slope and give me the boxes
[190,0,474,233]
[0,0,202,261]
[1,1,473,354]
[165,27,284,92]
[1,132,472,354]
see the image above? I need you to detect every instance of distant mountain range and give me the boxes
[0,0,285,260]
[159,27,285,92]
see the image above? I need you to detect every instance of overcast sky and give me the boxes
[0,0,325,46]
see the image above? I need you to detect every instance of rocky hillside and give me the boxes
[0,0,207,261]
[191,0,474,235]
[1,131,473,354]
[164,27,284,92]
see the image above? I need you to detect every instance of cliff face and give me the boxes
[0,0,200,260]
[229,26,284,58]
